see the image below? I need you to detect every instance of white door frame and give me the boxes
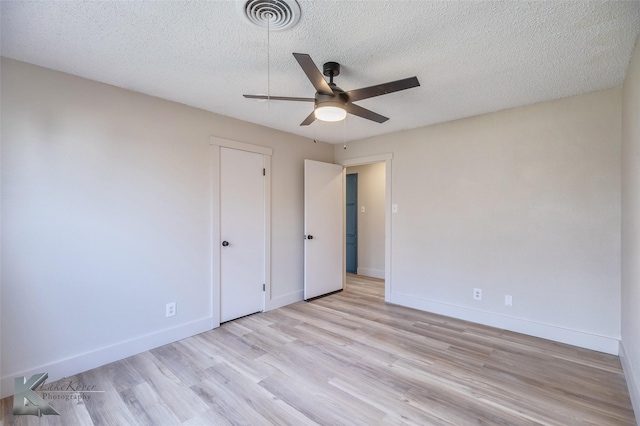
[337,153,392,300]
[210,136,272,328]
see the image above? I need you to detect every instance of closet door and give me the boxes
[220,147,265,322]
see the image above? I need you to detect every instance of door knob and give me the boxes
[222,241,229,247]
[306,235,314,240]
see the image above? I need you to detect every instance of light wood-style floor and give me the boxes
[2,275,636,425]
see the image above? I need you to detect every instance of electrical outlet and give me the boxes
[505,295,513,306]
[473,288,482,301]
[166,302,176,317]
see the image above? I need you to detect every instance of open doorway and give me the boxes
[345,162,386,280]
[338,153,392,301]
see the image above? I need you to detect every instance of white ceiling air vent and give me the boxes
[238,0,301,31]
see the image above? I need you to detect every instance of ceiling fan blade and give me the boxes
[300,110,316,126]
[243,94,315,102]
[293,53,333,96]
[345,77,420,102]
[345,103,389,123]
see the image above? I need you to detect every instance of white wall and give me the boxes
[621,36,640,420]
[346,163,385,279]
[336,89,622,354]
[0,58,333,397]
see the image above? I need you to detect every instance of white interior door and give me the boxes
[304,159,344,300]
[220,147,264,322]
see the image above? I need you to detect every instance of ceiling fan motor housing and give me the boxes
[315,91,348,108]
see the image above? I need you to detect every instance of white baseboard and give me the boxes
[0,317,213,399]
[266,289,303,311]
[619,341,640,424]
[357,267,385,279]
[387,291,620,355]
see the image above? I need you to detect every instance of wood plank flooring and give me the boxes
[2,275,636,425]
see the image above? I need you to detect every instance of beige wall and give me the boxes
[622,36,640,419]
[336,89,622,354]
[1,52,635,408]
[346,163,385,278]
[0,58,333,397]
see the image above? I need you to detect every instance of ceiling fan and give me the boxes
[244,53,420,126]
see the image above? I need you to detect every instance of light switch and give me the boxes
[392,204,398,213]
[361,206,365,213]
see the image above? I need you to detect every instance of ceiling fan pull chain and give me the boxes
[266,11,271,108]
[343,118,347,150]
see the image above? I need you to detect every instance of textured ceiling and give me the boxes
[2,1,640,144]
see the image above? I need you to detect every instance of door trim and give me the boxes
[210,136,272,328]
[337,153,392,301]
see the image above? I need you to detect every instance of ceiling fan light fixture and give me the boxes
[314,105,347,122]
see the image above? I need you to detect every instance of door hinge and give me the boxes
[263,283,266,291]
[263,168,266,176]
